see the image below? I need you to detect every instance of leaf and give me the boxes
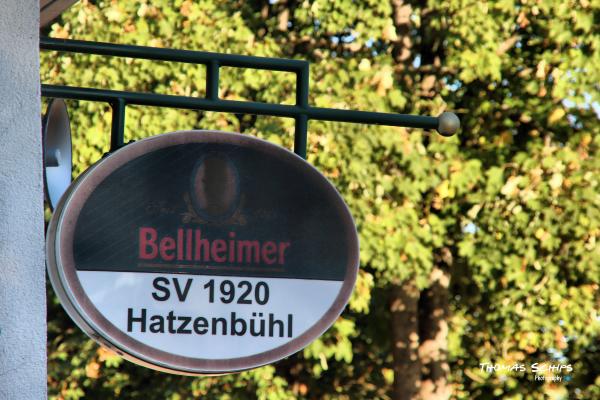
[548,107,566,124]
[501,176,521,197]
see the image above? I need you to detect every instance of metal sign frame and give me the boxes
[40,37,458,159]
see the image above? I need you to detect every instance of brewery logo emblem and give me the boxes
[190,153,241,221]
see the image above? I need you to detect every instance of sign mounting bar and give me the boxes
[40,37,459,159]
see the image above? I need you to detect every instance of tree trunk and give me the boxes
[390,0,413,65]
[418,265,451,400]
[277,0,289,31]
[390,281,421,400]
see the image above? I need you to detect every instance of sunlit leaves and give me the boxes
[41,0,600,398]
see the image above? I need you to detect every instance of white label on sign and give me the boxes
[77,271,343,359]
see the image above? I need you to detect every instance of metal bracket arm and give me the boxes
[41,37,459,158]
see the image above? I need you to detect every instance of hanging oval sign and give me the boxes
[46,130,359,375]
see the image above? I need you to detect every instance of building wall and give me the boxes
[0,1,46,398]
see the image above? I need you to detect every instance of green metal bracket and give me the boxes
[40,37,459,159]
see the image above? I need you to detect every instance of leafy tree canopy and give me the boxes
[42,1,599,399]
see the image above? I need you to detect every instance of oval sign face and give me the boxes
[46,130,359,374]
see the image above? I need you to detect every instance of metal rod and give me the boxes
[294,115,308,159]
[41,37,307,72]
[296,64,309,108]
[206,61,219,101]
[308,106,438,129]
[294,64,310,158]
[110,98,126,151]
[42,84,439,130]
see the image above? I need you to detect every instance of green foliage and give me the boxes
[43,0,599,398]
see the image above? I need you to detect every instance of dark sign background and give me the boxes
[73,141,352,281]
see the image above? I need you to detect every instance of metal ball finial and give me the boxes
[437,112,460,136]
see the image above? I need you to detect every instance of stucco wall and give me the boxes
[0,1,46,398]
